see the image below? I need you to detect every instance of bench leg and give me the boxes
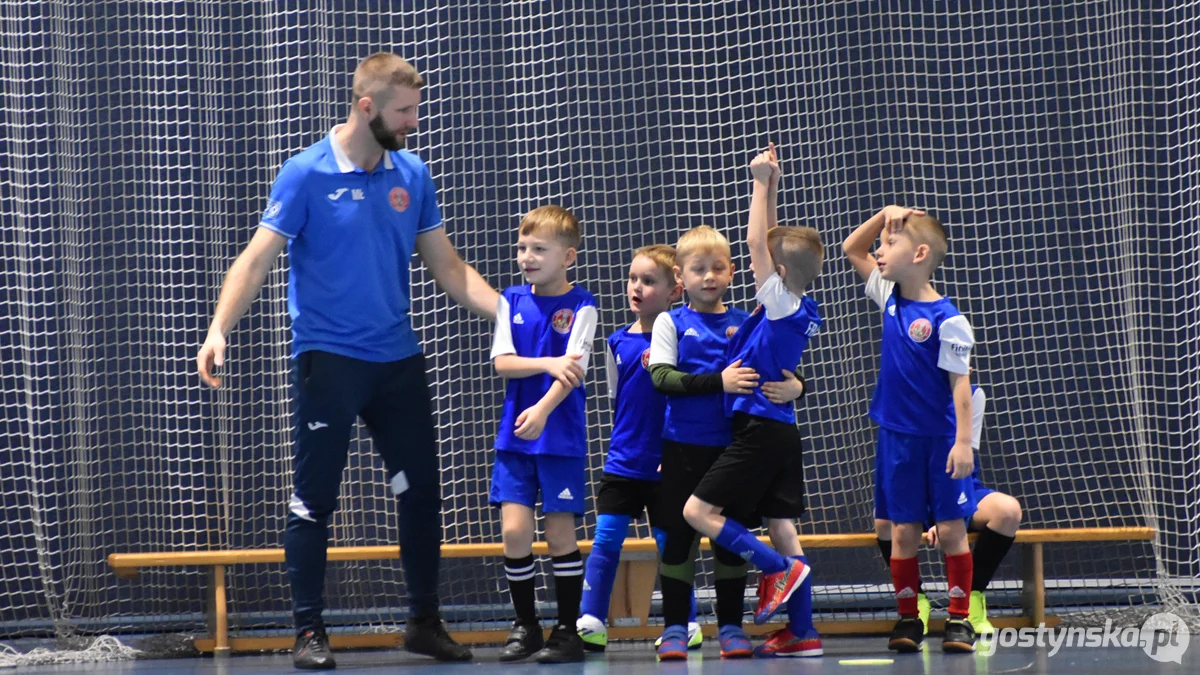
[207,565,230,658]
[1021,542,1045,626]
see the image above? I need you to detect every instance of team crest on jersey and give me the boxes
[641,348,651,370]
[552,308,575,334]
[908,318,933,343]
[726,325,739,339]
[389,186,410,212]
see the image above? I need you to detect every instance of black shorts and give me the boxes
[595,472,664,529]
[693,413,806,520]
[660,439,758,529]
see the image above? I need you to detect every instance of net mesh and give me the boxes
[1,0,1197,663]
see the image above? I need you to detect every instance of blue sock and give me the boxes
[580,514,630,622]
[787,554,814,635]
[713,519,788,574]
[655,527,698,623]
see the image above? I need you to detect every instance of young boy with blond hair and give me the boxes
[490,205,598,663]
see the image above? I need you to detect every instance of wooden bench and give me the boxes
[107,526,1154,655]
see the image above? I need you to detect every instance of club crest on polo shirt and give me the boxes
[726,325,739,339]
[641,348,651,370]
[389,186,410,212]
[552,308,575,334]
[909,318,933,343]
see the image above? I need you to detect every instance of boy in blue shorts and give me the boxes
[681,144,824,658]
[490,205,598,663]
[843,205,978,653]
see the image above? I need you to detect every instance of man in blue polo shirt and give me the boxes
[197,53,499,670]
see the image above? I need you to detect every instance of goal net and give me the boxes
[1,0,1196,662]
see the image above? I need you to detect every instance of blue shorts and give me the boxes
[874,428,976,524]
[489,451,586,516]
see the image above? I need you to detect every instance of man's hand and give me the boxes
[514,404,549,440]
[750,143,780,186]
[882,205,925,235]
[946,441,974,479]
[761,369,804,404]
[722,359,760,394]
[197,331,226,389]
[545,354,584,388]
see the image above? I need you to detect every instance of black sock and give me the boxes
[661,576,694,627]
[505,555,538,624]
[971,527,1016,592]
[879,536,923,594]
[552,550,584,627]
[715,576,748,627]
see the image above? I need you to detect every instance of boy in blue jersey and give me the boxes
[876,385,1022,637]
[843,205,978,653]
[574,245,704,651]
[490,205,598,664]
[648,224,758,660]
[681,145,824,658]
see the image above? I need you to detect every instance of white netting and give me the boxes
[1,0,1197,659]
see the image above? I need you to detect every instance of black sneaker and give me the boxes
[887,617,925,653]
[293,624,336,670]
[404,615,473,662]
[534,624,585,664]
[943,618,977,653]
[499,620,544,662]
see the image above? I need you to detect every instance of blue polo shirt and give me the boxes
[258,126,442,362]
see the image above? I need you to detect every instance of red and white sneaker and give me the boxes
[753,626,823,658]
[753,558,811,625]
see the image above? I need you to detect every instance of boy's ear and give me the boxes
[564,247,578,266]
[672,264,682,282]
[669,282,684,302]
[913,244,929,265]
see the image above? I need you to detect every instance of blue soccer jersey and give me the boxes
[604,326,665,481]
[257,126,442,362]
[865,268,974,436]
[649,305,751,447]
[491,285,599,457]
[726,274,822,424]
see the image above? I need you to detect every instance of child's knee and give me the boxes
[543,513,579,556]
[874,519,893,539]
[681,498,704,525]
[593,514,631,552]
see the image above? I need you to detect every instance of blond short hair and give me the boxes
[768,226,824,290]
[520,205,581,249]
[352,53,425,105]
[675,225,731,265]
[633,244,677,280]
[903,213,948,270]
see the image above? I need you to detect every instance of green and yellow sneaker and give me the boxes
[968,591,996,637]
[576,614,607,652]
[917,592,931,636]
[687,621,703,650]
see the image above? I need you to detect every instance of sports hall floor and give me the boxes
[10,637,1197,674]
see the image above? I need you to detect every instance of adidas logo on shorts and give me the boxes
[957,492,968,505]
[558,488,573,500]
